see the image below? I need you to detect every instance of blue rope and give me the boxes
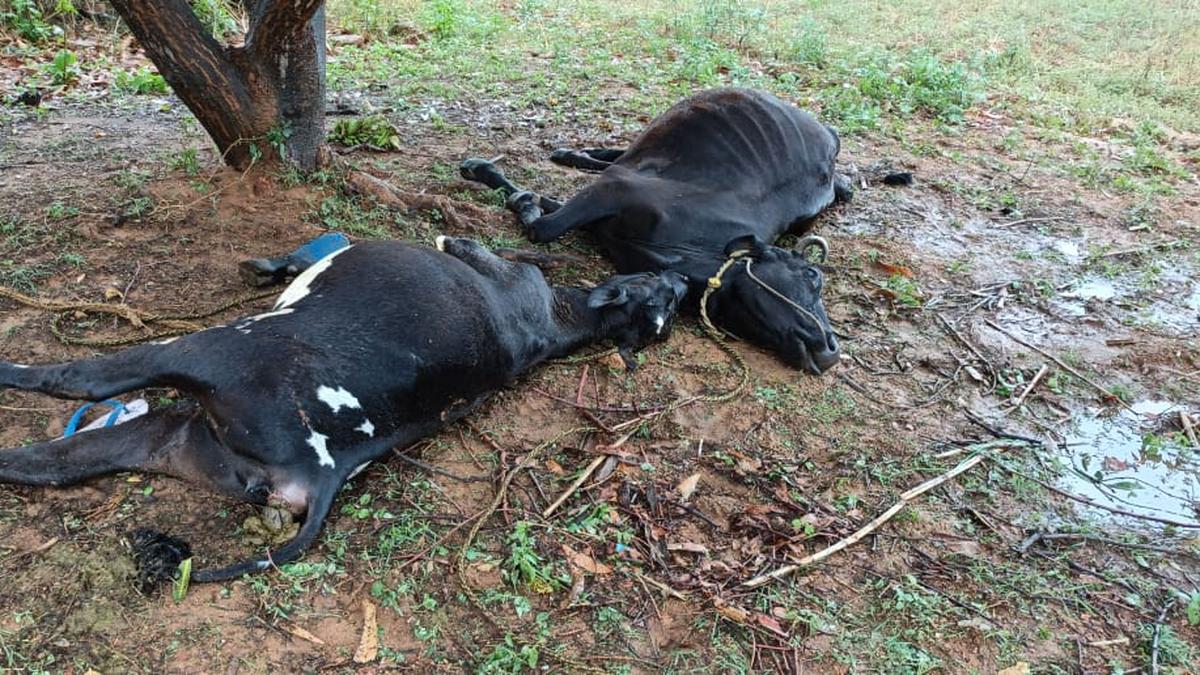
[63,399,126,437]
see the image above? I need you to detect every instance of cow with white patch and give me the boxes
[0,237,687,581]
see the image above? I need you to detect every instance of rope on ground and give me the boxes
[0,285,278,347]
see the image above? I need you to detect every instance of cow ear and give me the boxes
[588,284,628,308]
[665,271,689,299]
[724,234,766,258]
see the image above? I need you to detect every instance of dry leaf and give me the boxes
[1103,456,1130,471]
[562,544,613,574]
[754,614,790,638]
[545,459,565,475]
[353,599,378,664]
[727,449,761,473]
[874,261,914,277]
[286,624,326,645]
[713,599,750,623]
[676,472,701,501]
[104,286,124,301]
[997,663,1030,675]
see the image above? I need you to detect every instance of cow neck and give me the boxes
[546,286,610,358]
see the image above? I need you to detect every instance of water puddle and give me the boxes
[1063,277,1117,301]
[1060,400,1200,526]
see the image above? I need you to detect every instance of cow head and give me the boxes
[588,271,689,370]
[708,235,840,374]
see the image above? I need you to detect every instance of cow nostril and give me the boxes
[825,332,839,353]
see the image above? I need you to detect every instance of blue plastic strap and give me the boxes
[295,232,350,265]
[63,399,126,437]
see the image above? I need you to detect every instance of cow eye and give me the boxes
[804,267,820,282]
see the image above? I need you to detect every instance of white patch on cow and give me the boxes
[153,337,179,345]
[247,308,295,323]
[435,235,447,251]
[256,560,271,570]
[355,419,376,437]
[317,385,361,413]
[273,245,354,310]
[306,429,336,468]
[11,363,29,368]
[348,461,372,479]
[653,314,665,335]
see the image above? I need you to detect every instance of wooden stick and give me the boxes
[742,442,1014,588]
[1009,363,1050,411]
[984,320,1136,413]
[1180,411,1199,449]
[543,455,605,517]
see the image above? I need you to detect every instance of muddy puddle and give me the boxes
[1060,400,1200,527]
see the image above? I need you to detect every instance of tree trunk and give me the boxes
[106,0,327,171]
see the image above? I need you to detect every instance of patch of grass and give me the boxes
[315,194,392,238]
[328,115,402,150]
[45,48,78,86]
[0,0,65,43]
[113,67,168,95]
[502,521,566,593]
[169,148,201,176]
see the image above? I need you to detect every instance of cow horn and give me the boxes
[795,235,829,263]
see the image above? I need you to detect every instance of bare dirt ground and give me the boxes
[2,26,1200,675]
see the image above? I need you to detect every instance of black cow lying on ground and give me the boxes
[0,238,686,581]
[461,87,850,374]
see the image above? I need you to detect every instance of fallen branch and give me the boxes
[1150,598,1175,675]
[984,320,1136,413]
[543,455,605,518]
[741,440,1020,588]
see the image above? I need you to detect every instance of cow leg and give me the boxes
[549,147,625,172]
[238,232,352,287]
[0,342,189,401]
[435,236,518,277]
[0,404,270,505]
[459,158,563,227]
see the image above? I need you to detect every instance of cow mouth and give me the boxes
[793,331,840,375]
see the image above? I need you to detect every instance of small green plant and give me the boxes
[478,613,550,674]
[114,67,169,95]
[46,49,79,86]
[328,115,402,150]
[190,0,240,40]
[170,148,201,176]
[1,0,62,43]
[266,124,292,161]
[503,521,565,593]
[882,273,923,308]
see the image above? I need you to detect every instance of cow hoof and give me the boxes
[459,157,497,182]
[238,258,285,287]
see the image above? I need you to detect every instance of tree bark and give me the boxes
[106,0,327,171]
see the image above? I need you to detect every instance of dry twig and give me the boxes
[742,439,1021,588]
[984,320,1136,412]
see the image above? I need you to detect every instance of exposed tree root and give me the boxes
[345,170,494,230]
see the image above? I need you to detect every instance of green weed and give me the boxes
[328,115,402,150]
[113,67,168,95]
